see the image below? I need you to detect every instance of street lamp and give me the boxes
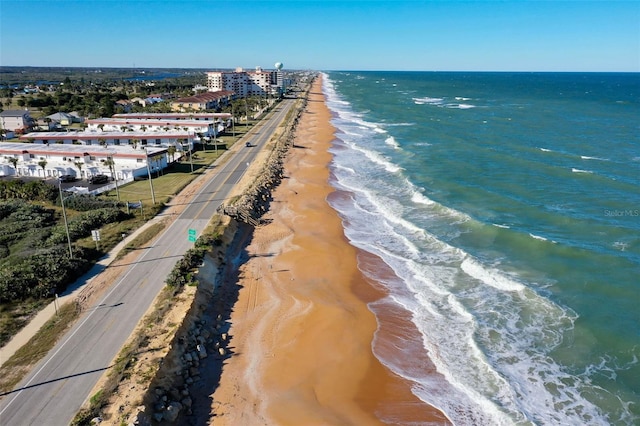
[58,181,73,258]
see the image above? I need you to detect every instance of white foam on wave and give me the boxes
[385,136,400,149]
[356,146,402,173]
[529,233,547,241]
[539,147,553,152]
[572,168,593,174]
[455,97,472,101]
[580,155,608,161]
[461,257,526,292]
[493,223,510,229]
[446,103,476,109]
[384,122,415,127]
[411,189,435,206]
[413,96,444,105]
[333,163,356,175]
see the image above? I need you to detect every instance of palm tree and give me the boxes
[98,138,107,147]
[104,156,120,200]
[8,157,19,175]
[131,139,139,149]
[37,159,47,177]
[167,145,176,163]
[74,161,83,179]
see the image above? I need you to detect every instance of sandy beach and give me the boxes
[210,76,449,425]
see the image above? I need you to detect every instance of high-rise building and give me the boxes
[206,66,282,97]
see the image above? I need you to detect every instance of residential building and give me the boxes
[47,112,75,127]
[85,117,218,136]
[206,67,282,97]
[170,91,234,112]
[0,142,168,181]
[19,130,194,152]
[0,110,35,133]
[112,112,232,124]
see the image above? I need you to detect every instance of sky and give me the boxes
[1,0,638,72]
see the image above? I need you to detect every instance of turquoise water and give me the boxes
[323,72,639,425]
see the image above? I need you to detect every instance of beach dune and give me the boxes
[210,76,449,425]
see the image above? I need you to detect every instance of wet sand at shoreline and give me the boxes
[210,76,449,425]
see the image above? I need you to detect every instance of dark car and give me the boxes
[89,174,109,184]
[245,142,252,147]
[58,174,77,183]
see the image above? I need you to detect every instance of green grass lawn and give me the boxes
[98,124,253,207]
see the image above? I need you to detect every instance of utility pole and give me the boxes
[145,150,156,205]
[188,135,194,172]
[58,181,73,258]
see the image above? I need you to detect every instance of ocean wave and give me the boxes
[413,96,444,105]
[413,95,476,109]
[445,103,476,109]
[385,136,400,149]
[572,168,594,174]
[529,233,547,241]
[383,122,415,127]
[355,146,402,173]
[410,189,435,206]
[580,155,608,161]
[461,257,526,292]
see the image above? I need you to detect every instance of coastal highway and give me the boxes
[0,99,296,426]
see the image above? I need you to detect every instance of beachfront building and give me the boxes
[19,130,194,151]
[84,117,218,137]
[170,91,234,112]
[0,142,168,181]
[112,112,233,131]
[0,110,35,134]
[113,112,233,122]
[206,67,282,97]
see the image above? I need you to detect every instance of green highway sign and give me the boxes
[188,228,197,242]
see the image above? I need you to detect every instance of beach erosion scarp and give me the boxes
[208,76,450,424]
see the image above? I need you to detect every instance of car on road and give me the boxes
[89,174,109,184]
[58,174,77,182]
[245,142,252,147]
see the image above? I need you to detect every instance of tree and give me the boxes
[98,138,107,147]
[74,161,83,178]
[38,159,47,177]
[104,156,120,200]
[167,145,176,163]
[8,157,18,174]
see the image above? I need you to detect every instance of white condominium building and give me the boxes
[207,67,281,97]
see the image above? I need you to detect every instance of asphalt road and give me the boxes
[0,99,296,426]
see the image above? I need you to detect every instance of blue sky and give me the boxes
[1,1,638,71]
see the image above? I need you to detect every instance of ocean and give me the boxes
[322,71,639,425]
